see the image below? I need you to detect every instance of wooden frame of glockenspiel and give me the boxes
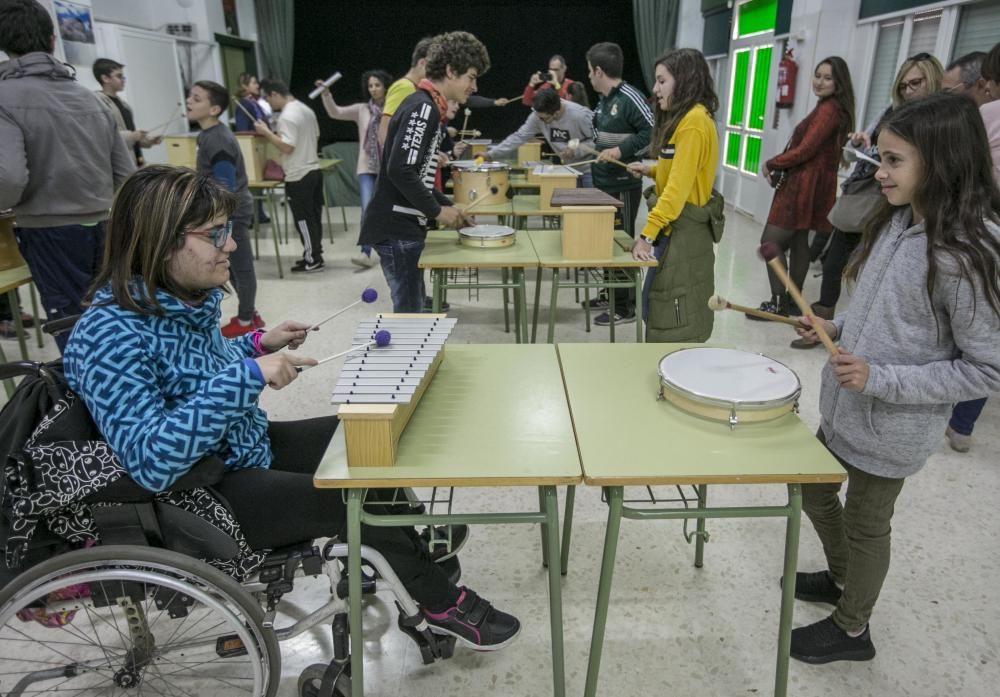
[336,313,449,467]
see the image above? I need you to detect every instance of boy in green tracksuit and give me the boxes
[586,41,654,325]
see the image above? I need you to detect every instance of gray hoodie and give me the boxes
[0,52,134,227]
[487,100,596,172]
[820,208,1000,478]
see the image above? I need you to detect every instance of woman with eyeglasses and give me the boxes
[63,165,521,652]
[748,56,856,322]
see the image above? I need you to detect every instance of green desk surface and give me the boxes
[314,344,583,488]
[0,265,32,295]
[318,158,343,170]
[247,180,282,190]
[458,194,563,216]
[557,343,846,486]
[417,229,540,269]
[527,230,657,269]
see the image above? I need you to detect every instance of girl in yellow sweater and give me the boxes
[628,49,723,342]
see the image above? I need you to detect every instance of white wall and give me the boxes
[676,0,706,50]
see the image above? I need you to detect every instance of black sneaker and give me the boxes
[790,617,876,664]
[424,587,521,650]
[291,260,325,273]
[420,524,469,563]
[780,570,842,605]
[745,298,789,320]
[423,297,451,311]
[594,310,636,326]
[581,295,609,310]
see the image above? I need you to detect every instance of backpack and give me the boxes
[0,360,267,583]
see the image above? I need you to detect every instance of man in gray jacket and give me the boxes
[0,0,134,349]
[487,89,596,186]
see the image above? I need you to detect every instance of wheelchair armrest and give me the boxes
[84,456,227,503]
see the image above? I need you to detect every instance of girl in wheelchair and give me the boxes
[60,165,519,652]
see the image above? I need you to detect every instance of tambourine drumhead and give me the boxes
[450,161,509,172]
[458,224,516,248]
[658,347,800,425]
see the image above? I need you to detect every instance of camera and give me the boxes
[538,70,554,81]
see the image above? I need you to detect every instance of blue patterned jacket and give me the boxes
[64,285,269,492]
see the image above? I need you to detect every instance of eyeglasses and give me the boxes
[184,220,233,249]
[899,76,926,93]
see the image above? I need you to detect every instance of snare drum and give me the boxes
[450,161,510,206]
[458,224,516,248]
[657,347,800,428]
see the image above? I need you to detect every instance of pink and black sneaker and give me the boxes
[423,587,520,650]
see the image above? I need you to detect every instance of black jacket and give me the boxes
[358,89,450,244]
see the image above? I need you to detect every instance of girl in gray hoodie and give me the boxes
[788,93,1000,665]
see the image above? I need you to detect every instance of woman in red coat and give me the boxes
[748,57,855,317]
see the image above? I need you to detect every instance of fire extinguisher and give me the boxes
[776,48,797,109]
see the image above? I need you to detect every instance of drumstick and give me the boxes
[758,242,839,356]
[311,288,379,331]
[566,139,629,168]
[459,187,499,214]
[565,157,602,167]
[146,110,185,135]
[459,108,472,143]
[297,330,392,372]
[707,294,804,327]
[308,71,343,99]
[231,97,259,124]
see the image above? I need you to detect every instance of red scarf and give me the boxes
[417,79,449,118]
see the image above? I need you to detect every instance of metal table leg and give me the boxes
[546,269,561,343]
[634,269,643,342]
[583,486,624,697]
[774,484,802,697]
[29,284,42,349]
[541,486,566,697]
[518,268,528,344]
[347,489,365,697]
[531,266,542,343]
[560,485,575,575]
[695,484,708,568]
[267,190,284,279]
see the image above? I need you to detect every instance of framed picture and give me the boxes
[53,0,96,65]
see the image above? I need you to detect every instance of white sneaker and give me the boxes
[351,253,378,269]
[945,426,972,453]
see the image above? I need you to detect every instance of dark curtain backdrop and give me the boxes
[291,0,647,147]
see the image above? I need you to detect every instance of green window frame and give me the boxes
[735,0,778,38]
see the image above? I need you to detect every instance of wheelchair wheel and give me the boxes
[0,545,279,697]
[297,662,351,697]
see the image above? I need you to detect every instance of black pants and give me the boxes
[608,187,642,314]
[284,169,325,264]
[818,228,861,308]
[760,224,810,299]
[229,217,257,321]
[214,416,454,609]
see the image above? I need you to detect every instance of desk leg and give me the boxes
[501,268,511,334]
[518,268,528,345]
[634,269,643,343]
[267,192,284,279]
[584,486,624,697]
[538,488,550,568]
[560,485,575,576]
[608,285,616,344]
[432,270,442,313]
[347,489,365,697]
[9,290,28,360]
[252,195,261,260]
[775,484,802,697]
[695,484,708,568]
[546,269,560,344]
[531,266,542,343]
[512,269,522,343]
[541,486,566,697]
[29,284,42,349]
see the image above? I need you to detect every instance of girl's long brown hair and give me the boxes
[652,48,718,148]
[88,165,237,315]
[816,56,856,166]
[845,93,1000,325]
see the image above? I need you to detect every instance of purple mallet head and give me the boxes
[374,330,391,347]
[758,241,782,263]
[361,288,378,303]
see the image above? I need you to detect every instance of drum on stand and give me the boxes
[0,209,26,272]
[450,161,510,206]
[657,347,800,428]
[458,224,516,248]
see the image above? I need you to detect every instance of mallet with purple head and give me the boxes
[297,329,391,372]
[311,288,378,331]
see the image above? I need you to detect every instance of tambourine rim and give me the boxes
[656,347,802,410]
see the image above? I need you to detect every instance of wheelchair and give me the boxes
[0,357,458,697]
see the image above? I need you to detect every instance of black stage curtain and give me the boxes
[292,0,647,148]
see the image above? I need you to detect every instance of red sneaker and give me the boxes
[221,317,256,338]
[252,311,266,329]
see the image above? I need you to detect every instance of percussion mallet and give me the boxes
[310,288,379,331]
[566,139,630,169]
[460,187,499,214]
[308,71,343,100]
[147,109,186,136]
[459,107,471,143]
[231,97,259,125]
[707,294,804,327]
[298,330,392,371]
[758,242,839,356]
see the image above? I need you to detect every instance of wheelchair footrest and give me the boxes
[396,603,455,664]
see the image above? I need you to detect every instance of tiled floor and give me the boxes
[4,202,997,697]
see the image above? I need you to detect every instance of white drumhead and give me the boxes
[459,224,515,238]
[451,160,509,172]
[658,347,799,404]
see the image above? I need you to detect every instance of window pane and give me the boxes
[953,0,1000,57]
[728,49,751,127]
[725,132,742,168]
[864,21,903,128]
[748,46,773,131]
[743,135,762,174]
[907,10,941,58]
[736,0,778,38]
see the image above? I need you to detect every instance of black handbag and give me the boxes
[827,174,883,232]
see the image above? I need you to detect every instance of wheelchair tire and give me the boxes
[0,545,280,697]
[297,661,351,697]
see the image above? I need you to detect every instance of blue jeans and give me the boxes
[374,239,425,313]
[358,173,376,255]
[949,398,988,436]
[640,235,670,322]
[577,171,593,188]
